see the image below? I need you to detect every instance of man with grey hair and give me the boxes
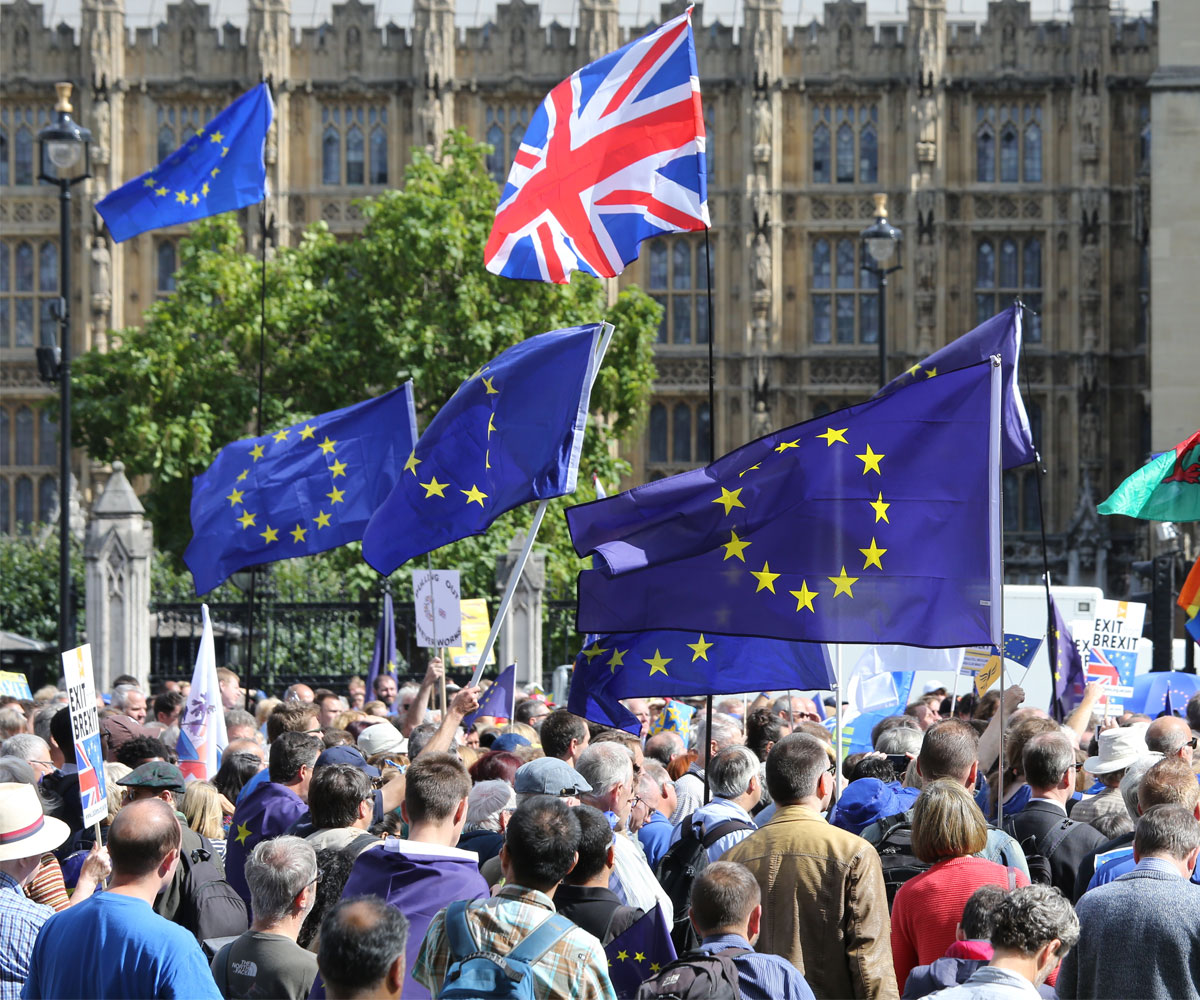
[1059,804,1200,1000]
[577,741,674,926]
[224,709,259,744]
[668,745,759,863]
[211,835,318,999]
[673,712,744,825]
[0,706,27,741]
[932,884,1079,998]
[645,729,685,768]
[635,760,677,869]
[0,733,55,783]
[111,684,147,724]
[457,779,515,863]
[875,725,924,758]
[1004,731,1105,901]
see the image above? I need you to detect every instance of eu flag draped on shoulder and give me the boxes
[569,629,834,734]
[184,383,418,595]
[604,906,677,997]
[483,8,708,283]
[875,303,1036,469]
[96,83,273,242]
[569,359,1003,648]
[362,324,608,575]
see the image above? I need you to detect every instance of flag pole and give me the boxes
[988,353,1007,829]
[834,645,844,803]
[700,225,716,808]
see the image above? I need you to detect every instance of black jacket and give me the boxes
[1005,799,1106,901]
[553,884,644,945]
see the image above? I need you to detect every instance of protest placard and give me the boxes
[413,569,463,648]
[62,644,108,829]
[446,598,495,668]
[0,671,32,699]
[961,648,1003,695]
[1085,600,1146,711]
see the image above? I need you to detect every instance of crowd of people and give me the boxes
[1,662,1199,999]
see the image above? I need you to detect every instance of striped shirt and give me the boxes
[0,871,54,1000]
[413,885,617,1000]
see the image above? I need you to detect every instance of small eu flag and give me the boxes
[876,304,1035,469]
[569,630,833,734]
[96,83,273,243]
[999,632,1042,670]
[184,383,418,595]
[1051,596,1086,721]
[604,905,677,998]
[362,324,608,575]
[569,360,1002,648]
[462,663,516,730]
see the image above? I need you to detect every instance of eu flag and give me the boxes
[1051,596,1086,720]
[569,630,834,734]
[604,905,677,998]
[999,632,1042,669]
[184,384,418,595]
[462,663,516,729]
[876,304,1035,469]
[366,591,399,696]
[96,84,273,243]
[569,360,1002,648]
[362,324,607,575]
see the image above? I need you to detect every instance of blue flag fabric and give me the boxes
[875,304,1035,469]
[184,384,418,595]
[1050,597,1086,721]
[569,361,1002,648]
[604,905,677,997]
[999,632,1042,669]
[366,591,399,696]
[463,663,516,729]
[568,630,835,734]
[362,325,605,575]
[648,699,697,741]
[96,84,273,243]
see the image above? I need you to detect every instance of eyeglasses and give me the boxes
[1186,738,1198,750]
[826,763,838,777]
[630,794,642,811]
[303,726,323,735]
[306,871,323,888]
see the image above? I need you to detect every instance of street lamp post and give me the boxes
[859,193,903,388]
[36,83,91,654]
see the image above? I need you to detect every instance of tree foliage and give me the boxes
[74,131,659,600]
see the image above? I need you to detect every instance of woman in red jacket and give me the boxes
[891,777,1030,990]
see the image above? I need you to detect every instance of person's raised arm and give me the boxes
[402,656,444,737]
[417,684,480,759]
[978,684,1025,774]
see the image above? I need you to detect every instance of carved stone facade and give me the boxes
[0,0,1163,593]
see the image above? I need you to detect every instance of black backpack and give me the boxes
[636,947,749,1000]
[1002,815,1072,887]
[655,816,754,953]
[160,836,249,943]
[873,812,931,909]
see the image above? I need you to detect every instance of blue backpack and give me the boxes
[436,899,575,999]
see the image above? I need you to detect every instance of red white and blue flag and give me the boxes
[75,734,105,815]
[484,7,709,284]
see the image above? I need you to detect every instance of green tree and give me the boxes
[74,131,659,600]
[0,530,84,643]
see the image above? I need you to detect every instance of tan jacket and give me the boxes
[720,803,899,1000]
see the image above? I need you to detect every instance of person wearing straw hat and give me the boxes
[1071,724,1150,833]
[0,782,71,998]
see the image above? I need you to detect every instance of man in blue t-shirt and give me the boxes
[22,798,221,1000]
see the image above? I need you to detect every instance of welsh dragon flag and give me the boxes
[1099,430,1200,522]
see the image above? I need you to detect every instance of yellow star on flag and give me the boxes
[201,182,210,197]
[616,950,629,962]
[487,413,496,438]
[326,487,345,505]
[313,510,332,529]
[143,176,156,187]
[687,634,714,661]
[738,464,760,478]
[859,537,887,570]
[155,186,167,197]
[273,428,289,443]
[236,469,249,482]
[581,643,609,662]
[907,363,921,377]
[712,487,745,515]
[482,376,499,395]
[774,438,800,453]
[608,649,627,673]
[461,484,488,506]
[237,511,256,529]
[925,367,937,378]
[226,487,244,507]
[260,525,279,544]
[318,436,337,455]
[190,193,199,206]
[817,426,848,446]
[210,130,225,144]
[869,492,891,523]
[421,477,448,498]
[235,822,251,845]
[404,450,421,475]
[211,166,220,178]
[290,524,308,543]
[329,459,348,478]
[645,649,672,676]
[634,952,646,963]
[751,560,780,594]
[790,581,818,613]
[175,190,188,203]
[221,147,229,158]
[855,444,884,475]
[829,566,859,598]
[650,963,661,973]
[299,424,316,440]
[249,443,265,461]
[721,529,751,562]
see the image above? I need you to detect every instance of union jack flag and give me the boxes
[484,7,709,283]
[75,734,106,815]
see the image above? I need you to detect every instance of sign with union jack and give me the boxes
[62,644,108,828]
[484,7,709,283]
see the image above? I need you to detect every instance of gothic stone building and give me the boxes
[0,0,1182,596]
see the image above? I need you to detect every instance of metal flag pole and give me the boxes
[985,354,1008,829]
[834,645,844,804]
[948,664,962,717]
[426,552,446,718]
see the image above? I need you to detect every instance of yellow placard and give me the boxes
[446,598,495,668]
[973,655,1003,695]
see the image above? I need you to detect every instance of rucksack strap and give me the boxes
[1037,819,1075,864]
[444,900,478,962]
[876,811,913,842]
[507,913,574,965]
[700,819,754,850]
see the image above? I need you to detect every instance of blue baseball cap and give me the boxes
[316,745,381,779]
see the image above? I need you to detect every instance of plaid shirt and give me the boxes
[0,871,54,1000]
[413,885,617,1000]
